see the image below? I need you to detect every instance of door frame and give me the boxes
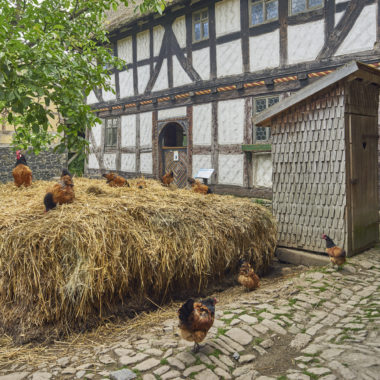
[157,118,190,181]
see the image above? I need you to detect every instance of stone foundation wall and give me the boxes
[0,147,67,183]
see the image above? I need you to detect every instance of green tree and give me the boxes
[0,0,165,155]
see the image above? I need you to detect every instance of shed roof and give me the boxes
[253,61,380,127]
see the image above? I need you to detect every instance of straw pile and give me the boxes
[0,178,276,342]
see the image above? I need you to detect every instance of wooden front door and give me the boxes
[348,114,379,254]
[162,147,188,188]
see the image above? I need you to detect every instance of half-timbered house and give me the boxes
[86,0,380,197]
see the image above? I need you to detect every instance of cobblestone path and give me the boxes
[1,249,379,380]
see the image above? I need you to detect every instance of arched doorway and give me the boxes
[159,122,188,188]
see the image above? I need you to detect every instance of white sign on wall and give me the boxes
[196,168,214,179]
[173,151,179,161]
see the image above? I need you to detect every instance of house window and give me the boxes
[193,9,209,42]
[104,118,119,148]
[253,96,279,142]
[290,0,323,15]
[251,0,279,26]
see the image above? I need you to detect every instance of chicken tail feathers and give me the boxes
[200,298,216,316]
[178,299,194,323]
[44,192,56,212]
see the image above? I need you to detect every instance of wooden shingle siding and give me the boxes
[272,83,346,252]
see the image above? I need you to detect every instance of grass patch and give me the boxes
[277,376,288,380]
[216,327,227,337]
[205,363,216,370]
[210,349,222,359]
[302,370,318,380]
[160,359,168,365]
[253,337,263,345]
[288,299,297,306]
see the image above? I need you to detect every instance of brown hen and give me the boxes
[102,172,130,187]
[178,298,217,352]
[322,234,346,267]
[12,151,32,187]
[238,261,260,291]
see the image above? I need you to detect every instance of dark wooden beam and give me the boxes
[209,3,217,79]
[278,0,288,67]
[240,0,250,73]
[144,28,170,93]
[113,42,121,101]
[167,26,173,89]
[211,101,218,184]
[317,0,366,60]
[132,33,138,96]
[149,27,154,79]
[170,28,202,82]
[186,13,193,65]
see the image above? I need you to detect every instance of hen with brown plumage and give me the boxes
[322,234,346,267]
[161,171,174,186]
[12,150,32,187]
[44,170,75,212]
[178,298,217,352]
[188,178,212,195]
[102,172,130,187]
[238,261,260,291]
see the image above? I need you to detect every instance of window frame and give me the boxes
[104,117,119,149]
[192,8,209,42]
[250,0,279,27]
[252,95,280,144]
[289,0,324,16]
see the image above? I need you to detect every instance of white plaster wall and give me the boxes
[91,121,102,147]
[218,154,244,186]
[193,103,212,145]
[335,11,344,27]
[215,0,240,37]
[117,36,133,64]
[172,16,186,48]
[158,106,187,119]
[153,59,168,92]
[140,152,153,174]
[102,74,116,102]
[216,41,243,77]
[121,114,136,148]
[218,99,245,144]
[137,30,150,61]
[253,153,272,187]
[192,48,210,80]
[138,65,151,94]
[86,90,98,105]
[87,153,99,169]
[121,153,136,172]
[192,154,212,178]
[153,25,165,56]
[140,112,153,147]
[288,20,325,64]
[250,30,280,71]
[173,56,192,87]
[103,153,117,170]
[119,69,134,98]
[335,4,377,56]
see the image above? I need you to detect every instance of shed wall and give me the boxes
[272,84,346,253]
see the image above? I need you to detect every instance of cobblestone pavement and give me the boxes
[1,248,380,380]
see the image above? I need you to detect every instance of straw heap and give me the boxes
[0,178,276,342]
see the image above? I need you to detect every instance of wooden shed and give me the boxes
[253,61,380,257]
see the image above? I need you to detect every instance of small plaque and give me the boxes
[195,168,214,179]
[173,151,179,161]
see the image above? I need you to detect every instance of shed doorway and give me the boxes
[159,122,188,188]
